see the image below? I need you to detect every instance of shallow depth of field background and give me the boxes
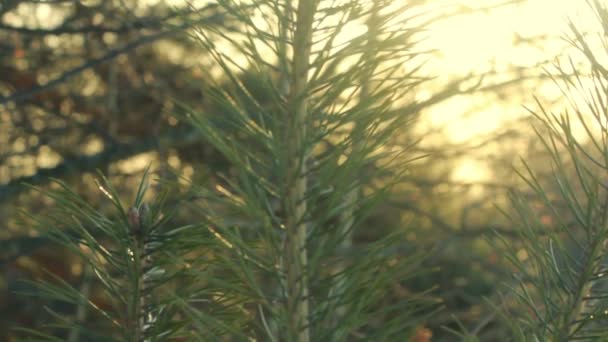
[0,0,599,340]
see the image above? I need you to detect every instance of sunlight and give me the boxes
[452,159,490,186]
[9,0,601,186]
[419,0,598,182]
[161,0,602,187]
[425,0,589,74]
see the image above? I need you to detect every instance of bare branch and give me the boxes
[0,9,194,35]
[0,126,201,203]
[0,29,177,106]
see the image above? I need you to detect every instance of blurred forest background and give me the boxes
[0,0,600,340]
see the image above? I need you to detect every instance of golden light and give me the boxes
[425,0,590,74]
[4,0,602,185]
[419,0,599,182]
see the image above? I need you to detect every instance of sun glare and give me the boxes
[175,0,600,185]
[425,0,590,74]
[10,0,601,186]
[416,1,599,182]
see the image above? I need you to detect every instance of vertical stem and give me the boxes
[128,205,151,342]
[284,0,316,341]
[134,238,146,342]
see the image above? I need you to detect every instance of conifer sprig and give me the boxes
[17,169,209,341]
[177,0,435,340]
[498,1,608,340]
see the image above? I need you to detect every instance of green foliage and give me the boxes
[497,1,608,340]
[16,168,242,341]
[25,0,608,340]
[174,0,436,340]
[17,0,437,340]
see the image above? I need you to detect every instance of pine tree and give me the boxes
[177,0,434,339]
[18,0,435,340]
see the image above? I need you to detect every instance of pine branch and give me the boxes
[496,2,608,338]
[178,0,435,339]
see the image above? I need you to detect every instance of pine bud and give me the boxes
[140,203,150,227]
[128,206,141,233]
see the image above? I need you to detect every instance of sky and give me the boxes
[418,0,597,182]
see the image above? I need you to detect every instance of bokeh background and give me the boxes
[0,0,599,340]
